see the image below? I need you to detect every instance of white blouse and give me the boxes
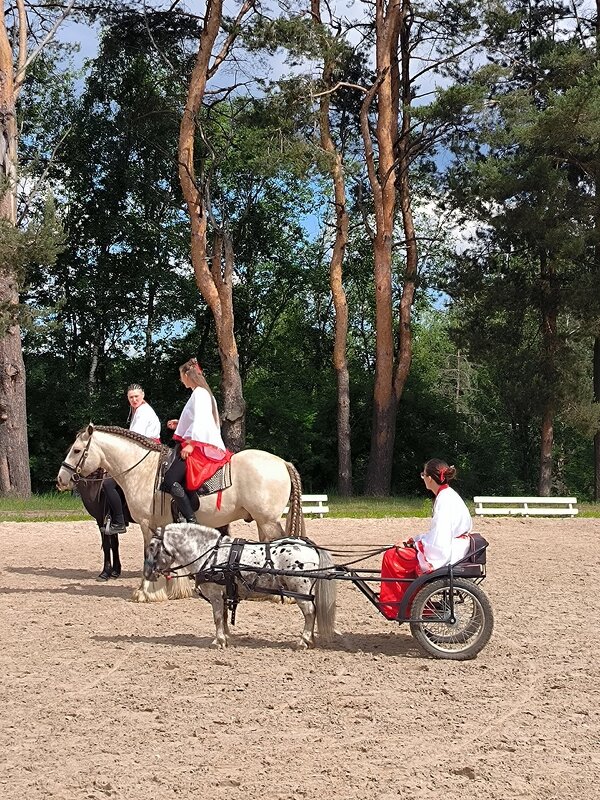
[173,387,225,451]
[413,485,472,571]
[129,402,161,439]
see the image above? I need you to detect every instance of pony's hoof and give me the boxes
[212,638,227,649]
[295,640,312,651]
[96,569,111,581]
[109,568,121,579]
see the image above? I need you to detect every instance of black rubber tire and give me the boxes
[409,578,494,660]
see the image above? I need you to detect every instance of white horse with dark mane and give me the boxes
[144,523,337,649]
[56,425,306,604]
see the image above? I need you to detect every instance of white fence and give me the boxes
[283,494,329,518]
[473,496,578,517]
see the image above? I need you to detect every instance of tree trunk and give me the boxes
[538,254,558,496]
[594,2,600,501]
[392,3,418,400]
[145,279,156,366]
[0,9,30,496]
[313,0,352,495]
[363,0,404,495]
[594,337,600,500]
[177,0,250,453]
[0,299,31,496]
[213,231,245,452]
[538,404,554,496]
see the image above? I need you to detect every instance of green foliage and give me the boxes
[11,0,599,502]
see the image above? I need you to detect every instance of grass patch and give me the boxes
[0,492,88,522]
[326,496,432,518]
[0,492,598,523]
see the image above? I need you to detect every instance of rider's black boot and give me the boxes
[97,531,113,580]
[170,481,197,524]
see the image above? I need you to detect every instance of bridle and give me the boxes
[60,429,153,484]
[60,435,93,482]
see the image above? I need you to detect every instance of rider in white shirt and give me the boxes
[100,384,162,550]
[379,459,472,618]
[127,384,161,440]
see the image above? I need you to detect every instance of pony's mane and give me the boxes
[79,425,166,453]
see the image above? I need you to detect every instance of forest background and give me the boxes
[1,0,600,501]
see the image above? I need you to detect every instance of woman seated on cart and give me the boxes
[379,459,473,619]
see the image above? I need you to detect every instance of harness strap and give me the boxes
[264,541,274,570]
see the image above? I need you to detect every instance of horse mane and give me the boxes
[80,425,167,453]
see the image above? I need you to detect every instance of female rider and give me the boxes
[379,459,472,619]
[162,358,231,523]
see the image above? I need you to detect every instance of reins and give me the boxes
[323,544,393,569]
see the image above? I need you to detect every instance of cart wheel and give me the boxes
[409,578,493,660]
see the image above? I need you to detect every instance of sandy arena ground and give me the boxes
[0,516,599,800]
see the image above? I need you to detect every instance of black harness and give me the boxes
[192,537,317,626]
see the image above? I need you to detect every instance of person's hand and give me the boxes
[167,419,179,430]
[180,443,194,460]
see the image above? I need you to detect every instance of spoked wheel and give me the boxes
[409,578,494,660]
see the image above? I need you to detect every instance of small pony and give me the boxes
[143,523,337,650]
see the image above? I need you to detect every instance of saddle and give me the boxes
[158,447,233,522]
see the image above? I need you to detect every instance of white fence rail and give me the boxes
[474,496,578,517]
[284,494,329,518]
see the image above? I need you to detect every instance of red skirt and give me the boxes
[379,546,421,620]
[185,443,232,492]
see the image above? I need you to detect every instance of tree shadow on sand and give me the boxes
[0,577,135,600]
[6,566,138,581]
[93,630,424,658]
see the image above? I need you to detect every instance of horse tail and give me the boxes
[315,548,337,639]
[284,462,306,538]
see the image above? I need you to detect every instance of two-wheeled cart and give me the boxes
[327,532,493,660]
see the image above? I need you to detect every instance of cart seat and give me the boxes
[445,532,487,578]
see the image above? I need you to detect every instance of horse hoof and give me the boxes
[96,569,111,581]
[109,568,121,579]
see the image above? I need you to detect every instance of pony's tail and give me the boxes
[315,548,337,639]
[284,462,306,538]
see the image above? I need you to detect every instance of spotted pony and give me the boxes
[143,523,337,650]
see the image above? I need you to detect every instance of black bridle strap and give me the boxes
[61,435,154,482]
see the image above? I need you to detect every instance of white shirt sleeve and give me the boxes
[129,403,161,439]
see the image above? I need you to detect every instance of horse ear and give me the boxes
[87,423,94,435]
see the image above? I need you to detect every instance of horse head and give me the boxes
[56,424,102,490]
[143,528,174,581]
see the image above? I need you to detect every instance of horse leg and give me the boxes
[97,531,113,581]
[294,598,317,650]
[110,534,121,578]
[208,588,229,649]
[167,573,195,601]
[256,520,286,543]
